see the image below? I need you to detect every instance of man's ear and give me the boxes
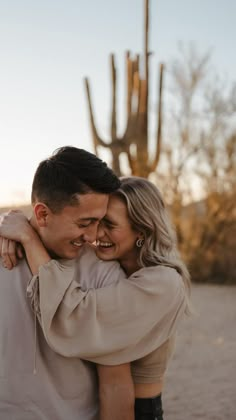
[33,203,51,227]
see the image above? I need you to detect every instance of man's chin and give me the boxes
[64,249,82,260]
[48,248,82,260]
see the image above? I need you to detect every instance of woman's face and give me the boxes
[96,195,141,267]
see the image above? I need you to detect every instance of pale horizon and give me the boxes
[1,0,235,206]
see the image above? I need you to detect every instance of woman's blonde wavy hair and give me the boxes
[113,176,192,315]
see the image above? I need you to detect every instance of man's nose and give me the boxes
[97,222,105,239]
[83,223,99,243]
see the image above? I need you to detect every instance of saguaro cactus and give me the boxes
[85,0,164,177]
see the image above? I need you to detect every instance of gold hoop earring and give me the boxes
[136,238,144,248]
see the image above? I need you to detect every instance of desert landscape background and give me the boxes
[164,284,236,420]
[0,2,235,418]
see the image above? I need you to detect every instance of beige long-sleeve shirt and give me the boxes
[0,246,125,420]
[28,245,187,383]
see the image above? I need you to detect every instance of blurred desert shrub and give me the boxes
[154,44,236,284]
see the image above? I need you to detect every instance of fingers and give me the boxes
[7,240,18,266]
[16,243,24,259]
[1,237,13,269]
[1,238,18,270]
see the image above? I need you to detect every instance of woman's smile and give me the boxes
[96,240,114,249]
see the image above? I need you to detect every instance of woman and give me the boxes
[0,177,191,420]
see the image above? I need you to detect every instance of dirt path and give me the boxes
[163,284,236,419]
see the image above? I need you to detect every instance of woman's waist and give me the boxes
[134,381,163,398]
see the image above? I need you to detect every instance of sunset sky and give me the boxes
[0,0,235,206]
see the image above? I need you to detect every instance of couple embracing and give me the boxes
[0,146,191,420]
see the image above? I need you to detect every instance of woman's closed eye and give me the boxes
[100,218,116,229]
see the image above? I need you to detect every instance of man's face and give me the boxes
[37,193,109,259]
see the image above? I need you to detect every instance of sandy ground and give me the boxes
[162,284,236,420]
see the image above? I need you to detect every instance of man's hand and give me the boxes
[97,363,135,420]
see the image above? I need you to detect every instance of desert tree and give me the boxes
[155,44,236,282]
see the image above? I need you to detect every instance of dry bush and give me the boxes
[156,45,236,283]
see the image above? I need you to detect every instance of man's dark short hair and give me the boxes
[31,146,121,212]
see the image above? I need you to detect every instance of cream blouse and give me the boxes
[27,245,187,383]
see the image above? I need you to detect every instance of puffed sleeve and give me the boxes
[27,259,187,365]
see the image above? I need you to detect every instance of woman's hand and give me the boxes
[0,210,33,244]
[0,236,24,270]
[0,210,50,274]
[0,210,51,275]
[0,210,35,270]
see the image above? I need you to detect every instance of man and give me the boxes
[0,146,134,420]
